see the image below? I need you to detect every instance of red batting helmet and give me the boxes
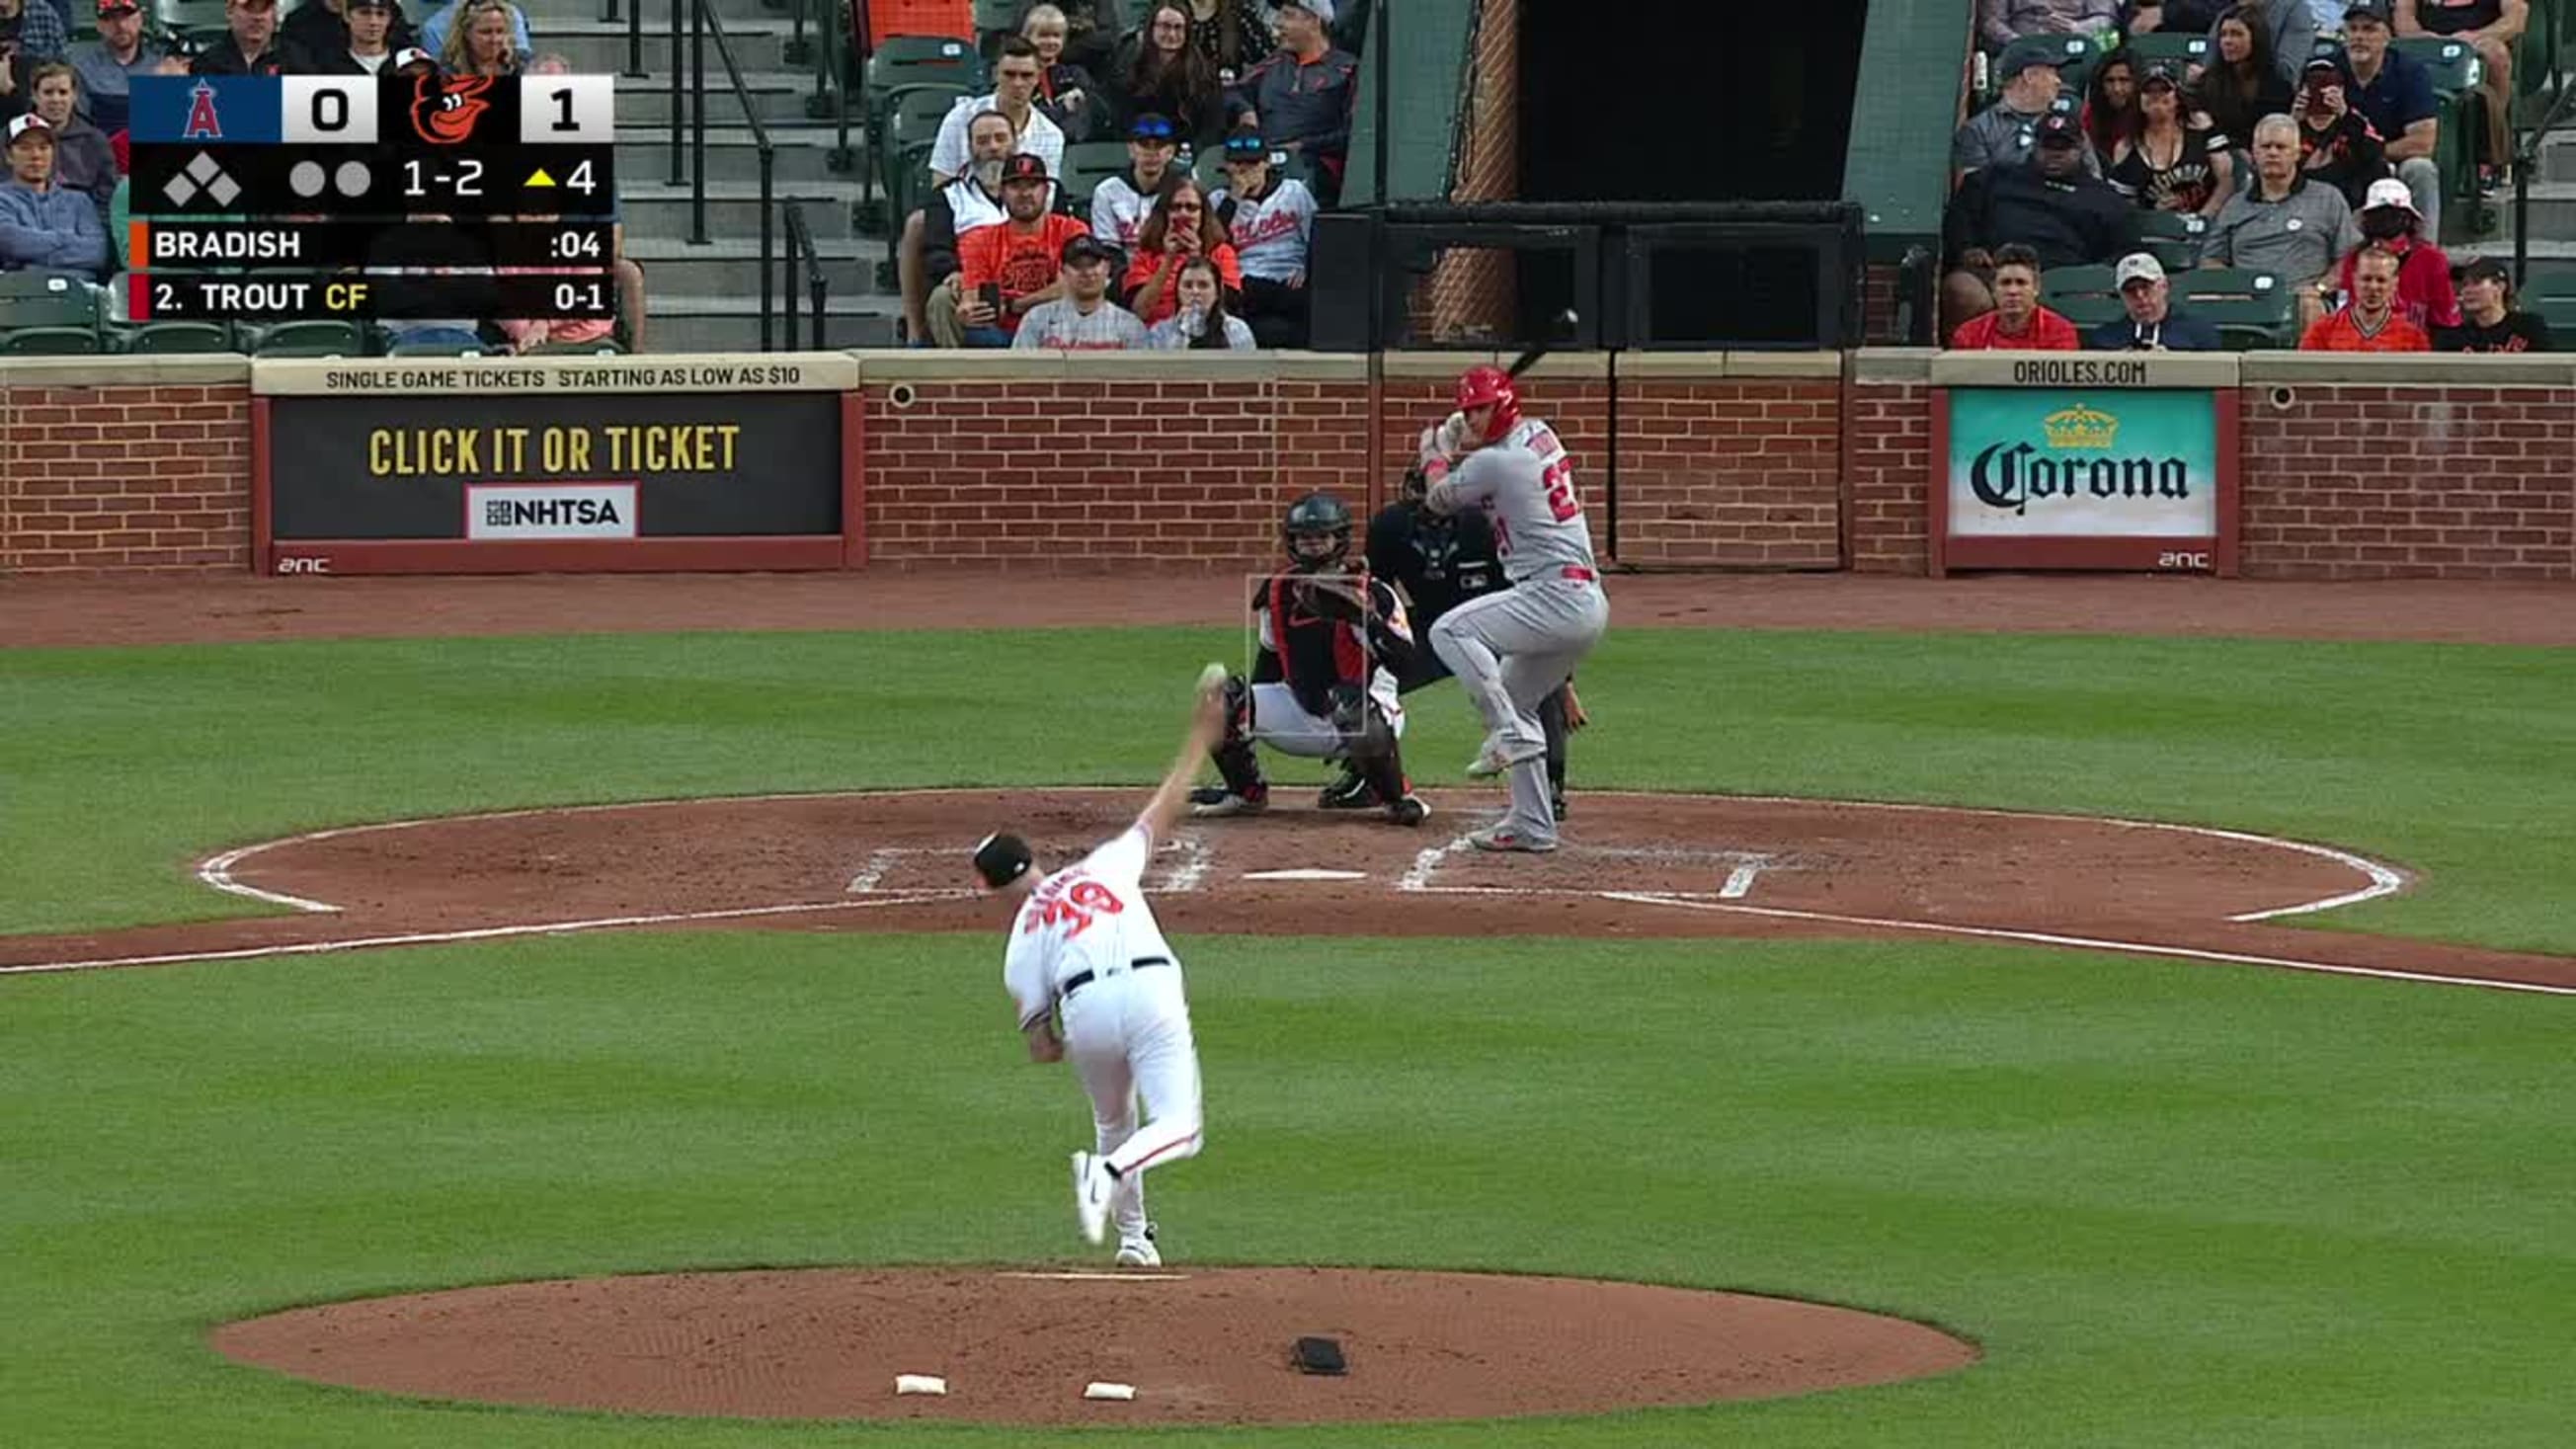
[1454,364,1520,443]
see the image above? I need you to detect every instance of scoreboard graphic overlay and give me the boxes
[127,73,616,323]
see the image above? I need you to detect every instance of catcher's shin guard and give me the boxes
[1334,685,1410,812]
[1208,676,1268,798]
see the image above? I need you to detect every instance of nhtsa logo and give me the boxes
[465,484,639,540]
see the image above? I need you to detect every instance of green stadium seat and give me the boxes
[2042,263,2128,327]
[2391,36,2483,98]
[1055,140,1129,209]
[2170,267,2296,349]
[864,34,986,100]
[120,321,237,354]
[2123,33,2212,72]
[252,319,366,357]
[0,273,103,355]
[866,83,974,215]
[2135,208,2211,272]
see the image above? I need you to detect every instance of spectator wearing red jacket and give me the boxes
[2332,175,2457,328]
[1949,243,2083,350]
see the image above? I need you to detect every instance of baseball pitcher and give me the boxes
[977,684,1228,1266]
[1415,364,1610,853]
[1190,491,1431,828]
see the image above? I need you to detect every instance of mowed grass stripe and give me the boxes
[1,626,2570,951]
[2,932,2571,1447]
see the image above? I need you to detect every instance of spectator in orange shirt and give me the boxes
[1120,175,1243,324]
[2331,175,2458,329]
[2299,243,2431,350]
[1947,244,2082,349]
[953,152,1090,345]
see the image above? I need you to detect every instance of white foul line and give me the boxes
[1399,837,1469,892]
[0,892,970,978]
[1599,892,2576,998]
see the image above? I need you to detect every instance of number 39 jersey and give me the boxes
[1431,419,1599,584]
[1002,821,1179,1029]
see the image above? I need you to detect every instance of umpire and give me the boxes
[1322,474,1580,818]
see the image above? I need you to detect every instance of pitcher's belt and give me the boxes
[1062,956,1170,999]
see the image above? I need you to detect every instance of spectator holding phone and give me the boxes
[953,152,1089,345]
[1120,174,1240,325]
[2293,42,2389,207]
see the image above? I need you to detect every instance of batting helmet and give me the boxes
[1454,364,1521,443]
[1281,491,1353,573]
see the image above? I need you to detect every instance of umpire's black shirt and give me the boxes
[1366,499,1501,631]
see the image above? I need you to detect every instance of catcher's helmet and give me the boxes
[1281,490,1353,573]
[1454,363,1521,443]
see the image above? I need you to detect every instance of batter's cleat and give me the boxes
[1386,794,1431,828]
[1189,786,1268,818]
[1551,791,1570,822]
[1071,1151,1112,1245]
[1469,824,1557,854]
[1467,731,1548,778]
[1318,767,1383,810]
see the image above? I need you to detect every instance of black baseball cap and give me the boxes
[999,152,1050,185]
[2035,111,2082,146]
[1128,112,1177,142]
[1061,232,1119,266]
[2304,41,2352,75]
[347,0,395,11]
[2344,0,2392,24]
[1223,130,1268,160]
[2139,61,2181,89]
[972,832,1034,889]
[2455,256,2511,286]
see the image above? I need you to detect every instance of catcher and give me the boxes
[1189,491,1431,827]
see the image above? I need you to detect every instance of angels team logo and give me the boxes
[181,81,223,140]
[409,72,495,145]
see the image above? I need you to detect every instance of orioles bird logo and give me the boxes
[409,72,494,145]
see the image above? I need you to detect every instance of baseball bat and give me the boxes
[1504,308,1581,378]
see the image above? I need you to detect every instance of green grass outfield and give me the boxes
[3,625,2572,1446]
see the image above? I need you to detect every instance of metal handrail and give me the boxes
[2511,76,2576,287]
[782,201,831,350]
[689,0,780,350]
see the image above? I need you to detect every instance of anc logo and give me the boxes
[410,73,495,145]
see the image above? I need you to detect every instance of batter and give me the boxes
[1416,364,1610,853]
[975,684,1228,1266]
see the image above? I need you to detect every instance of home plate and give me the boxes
[1241,868,1369,882]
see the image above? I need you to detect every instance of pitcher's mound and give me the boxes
[210,1266,1976,1424]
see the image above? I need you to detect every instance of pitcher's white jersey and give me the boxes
[1427,419,1601,584]
[1001,821,1178,1029]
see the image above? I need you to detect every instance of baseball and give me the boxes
[1197,662,1229,692]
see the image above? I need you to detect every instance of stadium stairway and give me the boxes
[521,0,898,350]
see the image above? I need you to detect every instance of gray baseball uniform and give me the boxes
[1423,417,1609,845]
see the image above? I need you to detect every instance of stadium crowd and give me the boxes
[1,0,644,350]
[1944,0,2554,352]
[896,0,1353,350]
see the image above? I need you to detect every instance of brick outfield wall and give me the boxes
[4,359,2571,581]
[1,381,252,573]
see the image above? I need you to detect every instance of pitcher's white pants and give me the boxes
[1060,963,1202,1243]
[1430,577,1608,844]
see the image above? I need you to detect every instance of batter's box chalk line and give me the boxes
[1399,837,1778,900]
[845,837,1213,895]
